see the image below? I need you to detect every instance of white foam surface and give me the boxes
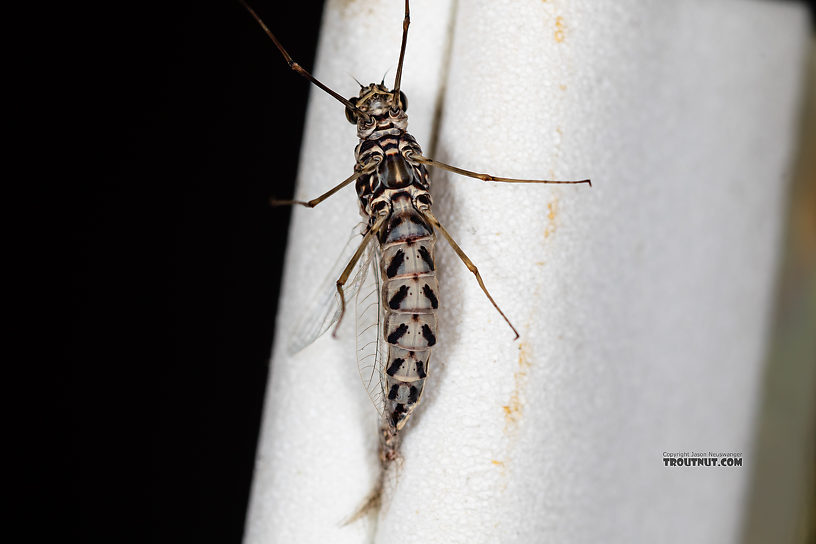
[244,1,809,543]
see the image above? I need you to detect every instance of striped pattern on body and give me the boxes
[350,87,438,459]
[378,193,438,433]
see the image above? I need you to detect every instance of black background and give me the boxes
[72,1,813,542]
[73,1,325,542]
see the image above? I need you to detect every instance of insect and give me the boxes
[240,0,590,466]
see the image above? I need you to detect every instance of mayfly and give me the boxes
[240,0,590,465]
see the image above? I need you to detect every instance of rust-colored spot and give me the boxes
[503,342,532,430]
[519,342,532,370]
[559,84,567,91]
[554,16,566,43]
[491,459,505,466]
[544,197,558,238]
[504,397,522,425]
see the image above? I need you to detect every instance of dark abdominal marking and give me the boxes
[422,284,438,309]
[418,245,434,270]
[386,358,405,377]
[387,323,409,344]
[386,249,405,278]
[389,285,409,309]
[421,324,436,346]
[387,384,399,400]
[415,360,426,379]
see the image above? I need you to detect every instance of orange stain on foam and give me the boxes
[544,197,558,238]
[503,342,532,430]
[554,16,566,43]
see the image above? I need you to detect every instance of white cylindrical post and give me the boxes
[243,1,455,543]
[246,1,809,543]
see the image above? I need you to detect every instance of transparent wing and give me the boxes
[355,244,387,416]
[287,222,373,355]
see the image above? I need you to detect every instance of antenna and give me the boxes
[391,0,410,108]
[238,0,370,120]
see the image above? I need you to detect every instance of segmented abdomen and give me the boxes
[379,197,438,432]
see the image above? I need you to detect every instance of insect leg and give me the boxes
[409,152,591,186]
[271,159,379,208]
[333,214,388,338]
[270,170,362,208]
[238,0,370,120]
[419,209,520,340]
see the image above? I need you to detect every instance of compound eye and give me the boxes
[345,97,359,124]
[390,91,408,115]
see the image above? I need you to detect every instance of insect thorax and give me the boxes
[354,116,433,227]
[346,83,428,220]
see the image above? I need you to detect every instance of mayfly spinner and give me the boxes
[240,0,590,464]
